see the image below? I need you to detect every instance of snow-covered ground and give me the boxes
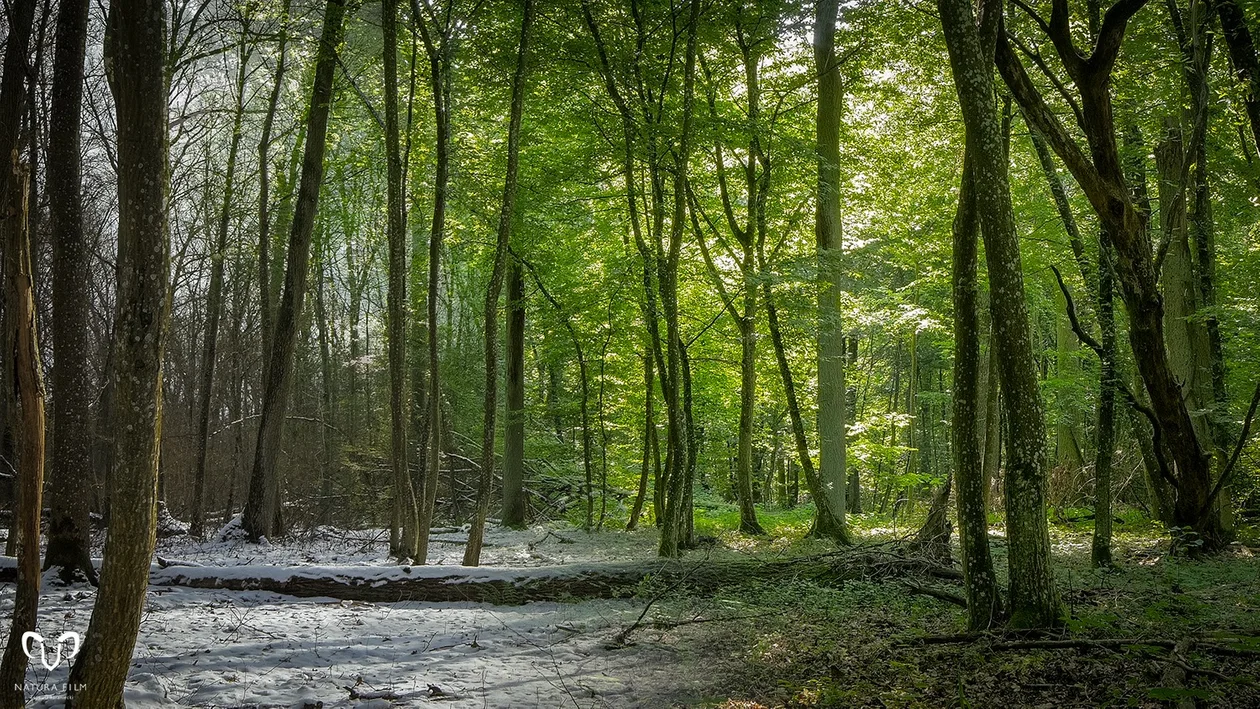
[3,522,728,708]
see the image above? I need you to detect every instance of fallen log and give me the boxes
[0,550,958,605]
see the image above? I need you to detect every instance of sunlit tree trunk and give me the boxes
[466,0,533,565]
[813,0,851,543]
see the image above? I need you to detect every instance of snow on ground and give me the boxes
[3,523,727,708]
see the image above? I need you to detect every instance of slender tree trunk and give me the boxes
[657,0,701,559]
[1092,236,1117,566]
[315,232,336,525]
[501,258,527,527]
[466,0,533,565]
[949,152,1003,629]
[627,350,654,531]
[414,4,454,564]
[941,0,1060,628]
[243,0,347,542]
[814,0,851,543]
[383,0,419,562]
[44,0,96,583]
[763,280,845,537]
[256,0,293,374]
[192,30,250,539]
[65,0,171,698]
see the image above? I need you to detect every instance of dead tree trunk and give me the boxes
[0,155,46,708]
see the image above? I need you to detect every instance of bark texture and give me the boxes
[940,0,1061,627]
[44,0,98,583]
[813,0,851,543]
[66,0,171,700]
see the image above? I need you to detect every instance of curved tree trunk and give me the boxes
[940,0,1060,628]
[243,0,347,542]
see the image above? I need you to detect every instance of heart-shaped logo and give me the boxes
[21,631,82,671]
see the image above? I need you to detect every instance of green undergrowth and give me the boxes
[628,503,1260,707]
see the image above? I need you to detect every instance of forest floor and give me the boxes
[2,503,1258,708]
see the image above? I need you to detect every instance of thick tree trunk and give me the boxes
[813,0,851,543]
[383,0,419,562]
[501,259,527,528]
[243,0,347,542]
[65,0,171,700]
[44,0,97,583]
[192,32,250,539]
[0,156,46,706]
[466,0,533,565]
[940,0,1060,628]
[995,3,1224,551]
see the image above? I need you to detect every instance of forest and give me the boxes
[1,0,1260,705]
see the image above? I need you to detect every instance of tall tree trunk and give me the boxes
[65,0,171,698]
[949,151,1003,629]
[501,257,527,527]
[413,3,455,564]
[0,155,46,707]
[941,0,1061,628]
[44,0,97,583]
[657,0,701,559]
[192,29,251,539]
[814,0,851,543]
[315,230,336,525]
[242,0,347,542]
[466,0,533,565]
[383,0,419,562]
